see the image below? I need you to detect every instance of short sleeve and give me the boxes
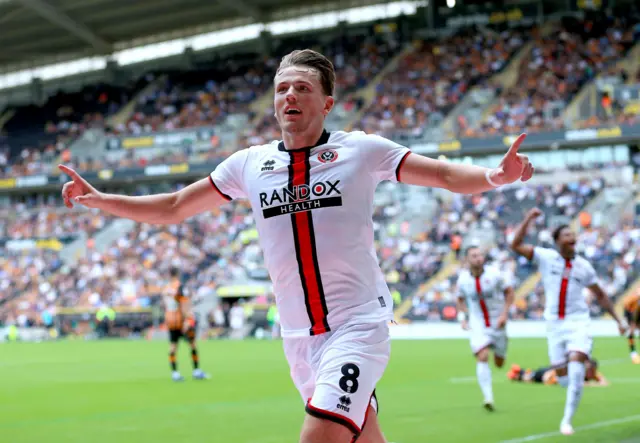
[501,272,514,290]
[364,134,411,183]
[455,274,467,299]
[532,247,555,266]
[209,149,249,200]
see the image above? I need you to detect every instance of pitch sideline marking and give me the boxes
[498,414,640,443]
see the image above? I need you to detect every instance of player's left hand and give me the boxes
[496,314,508,329]
[488,134,534,186]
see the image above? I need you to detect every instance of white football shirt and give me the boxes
[456,266,512,329]
[533,247,598,321]
[209,130,410,337]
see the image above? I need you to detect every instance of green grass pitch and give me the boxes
[1,337,638,442]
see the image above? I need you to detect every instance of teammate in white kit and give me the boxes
[511,207,625,436]
[59,49,534,443]
[456,246,514,411]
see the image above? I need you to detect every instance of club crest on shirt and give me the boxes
[318,149,338,163]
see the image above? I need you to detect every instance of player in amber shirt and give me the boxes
[623,291,640,364]
[164,268,208,382]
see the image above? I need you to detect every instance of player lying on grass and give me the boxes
[507,359,608,387]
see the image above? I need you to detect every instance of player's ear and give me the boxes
[323,96,334,116]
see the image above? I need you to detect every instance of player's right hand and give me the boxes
[617,320,628,336]
[527,207,542,219]
[59,165,103,209]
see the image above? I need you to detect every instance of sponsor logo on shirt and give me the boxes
[259,180,342,218]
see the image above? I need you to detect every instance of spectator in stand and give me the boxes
[467,16,638,137]
[355,26,528,139]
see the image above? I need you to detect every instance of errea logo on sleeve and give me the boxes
[261,160,276,171]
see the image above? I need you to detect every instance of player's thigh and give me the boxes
[184,327,196,344]
[624,309,633,326]
[169,329,181,346]
[547,330,567,366]
[299,414,355,443]
[357,405,386,443]
[307,322,390,436]
[491,329,508,363]
[470,330,492,360]
[566,322,592,359]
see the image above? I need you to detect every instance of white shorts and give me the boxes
[547,319,592,366]
[283,321,390,436]
[470,327,508,358]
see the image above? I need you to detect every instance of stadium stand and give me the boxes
[467,15,639,137]
[1,4,640,339]
[354,25,531,140]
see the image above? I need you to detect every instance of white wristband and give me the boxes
[457,311,467,322]
[485,169,500,188]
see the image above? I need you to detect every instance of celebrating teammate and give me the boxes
[622,291,640,364]
[164,268,208,382]
[456,246,514,411]
[59,49,534,443]
[510,208,625,436]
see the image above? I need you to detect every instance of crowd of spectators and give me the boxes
[465,16,638,137]
[354,26,529,139]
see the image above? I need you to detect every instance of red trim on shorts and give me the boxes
[350,391,378,443]
[475,276,491,327]
[289,150,330,336]
[558,259,572,319]
[395,151,411,182]
[305,400,361,436]
[208,176,232,201]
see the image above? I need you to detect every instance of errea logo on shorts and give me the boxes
[337,395,351,413]
[258,180,342,219]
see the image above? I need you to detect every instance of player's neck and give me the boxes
[470,267,483,278]
[560,250,575,260]
[281,126,325,150]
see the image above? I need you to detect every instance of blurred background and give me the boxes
[0,0,639,344]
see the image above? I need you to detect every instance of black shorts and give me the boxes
[532,367,551,383]
[624,309,639,325]
[169,327,196,343]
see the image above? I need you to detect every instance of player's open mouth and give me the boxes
[284,108,301,115]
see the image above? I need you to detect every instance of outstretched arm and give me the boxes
[497,286,515,329]
[588,283,626,335]
[510,207,542,261]
[59,165,227,225]
[399,134,534,193]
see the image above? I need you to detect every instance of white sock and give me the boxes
[557,375,569,388]
[476,361,493,403]
[562,362,585,425]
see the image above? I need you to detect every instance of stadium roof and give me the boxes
[0,0,384,72]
